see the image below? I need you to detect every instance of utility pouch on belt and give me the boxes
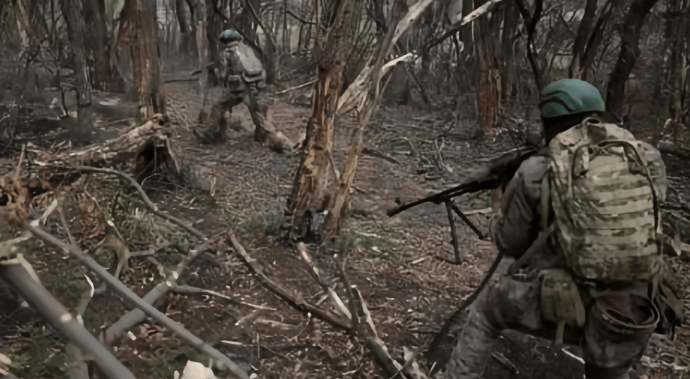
[541,269,586,345]
[655,281,683,335]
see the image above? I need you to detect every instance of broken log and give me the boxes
[33,114,179,191]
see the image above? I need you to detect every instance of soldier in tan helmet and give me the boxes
[445,79,683,379]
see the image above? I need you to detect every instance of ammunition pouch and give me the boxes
[654,281,683,336]
[541,269,586,345]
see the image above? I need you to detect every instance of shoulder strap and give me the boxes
[540,171,550,232]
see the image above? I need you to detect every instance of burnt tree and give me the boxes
[605,0,661,121]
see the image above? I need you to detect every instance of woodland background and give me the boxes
[0,0,689,378]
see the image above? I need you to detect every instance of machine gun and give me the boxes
[387,144,541,262]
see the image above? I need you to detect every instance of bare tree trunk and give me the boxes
[515,0,544,91]
[605,0,661,121]
[569,0,613,80]
[59,0,92,110]
[569,0,598,79]
[321,0,434,239]
[501,1,519,99]
[176,0,196,62]
[86,0,125,92]
[475,0,501,128]
[117,0,166,122]
[286,0,355,217]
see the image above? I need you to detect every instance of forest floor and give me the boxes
[0,76,688,379]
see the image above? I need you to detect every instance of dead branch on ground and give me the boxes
[0,256,136,379]
[27,225,250,379]
[36,165,207,242]
[228,230,352,331]
[104,238,211,343]
[296,243,351,320]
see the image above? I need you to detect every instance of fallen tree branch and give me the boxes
[104,240,211,343]
[27,225,249,379]
[0,257,136,379]
[37,165,207,242]
[659,140,690,160]
[296,243,351,320]
[350,286,410,378]
[227,230,352,331]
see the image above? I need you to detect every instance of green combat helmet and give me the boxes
[219,29,242,44]
[539,79,605,119]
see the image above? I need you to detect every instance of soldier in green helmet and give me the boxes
[196,29,274,145]
[444,79,683,379]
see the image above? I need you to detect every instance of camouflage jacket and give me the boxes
[491,143,668,261]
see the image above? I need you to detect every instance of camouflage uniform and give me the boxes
[207,35,273,143]
[445,139,676,379]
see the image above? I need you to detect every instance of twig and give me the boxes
[104,242,210,343]
[0,258,136,379]
[57,201,94,317]
[335,250,358,334]
[174,285,277,311]
[27,225,249,379]
[296,243,351,320]
[42,165,207,242]
[286,9,316,25]
[228,230,351,331]
[274,79,317,95]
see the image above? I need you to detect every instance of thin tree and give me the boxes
[605,0,662,121]
[285,0,358,218]
[59,0,92,112]
[569,0,614,80]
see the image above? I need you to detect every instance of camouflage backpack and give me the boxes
[223,42,266,91]
[542,117,662,283]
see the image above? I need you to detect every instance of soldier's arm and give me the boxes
[490,156,549,259]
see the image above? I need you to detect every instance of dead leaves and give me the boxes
[0,146,30,228]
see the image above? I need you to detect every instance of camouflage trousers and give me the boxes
[208,84,273,143]
[445,259,657,379]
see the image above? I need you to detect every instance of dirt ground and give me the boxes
[1,76,689,379]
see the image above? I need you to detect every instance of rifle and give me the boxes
[387,144,540,262]
[387,145,540,218]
